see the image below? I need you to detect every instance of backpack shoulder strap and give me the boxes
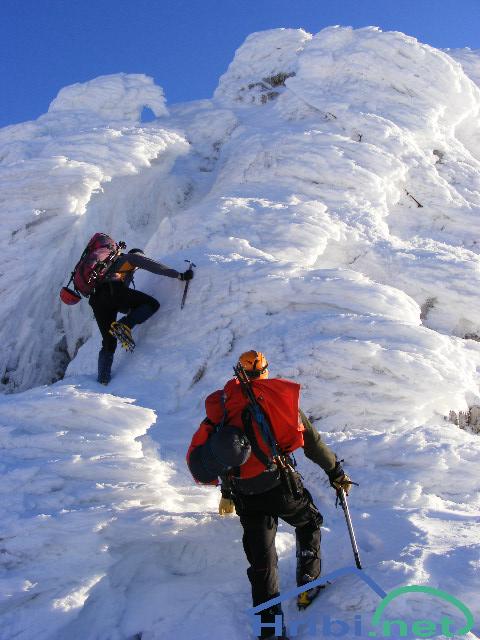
[241,405,272,468]
[213,391,228,432]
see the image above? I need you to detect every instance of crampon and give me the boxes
[109,321,135,352]
[297,583,327,610]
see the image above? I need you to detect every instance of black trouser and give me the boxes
[234,480,323,607]
[89,282,160,352]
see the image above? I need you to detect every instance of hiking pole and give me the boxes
[337,488,363,570]
[180,260,196,309]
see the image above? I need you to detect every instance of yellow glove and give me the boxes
[219,497,236,516]
[331,473,353,496]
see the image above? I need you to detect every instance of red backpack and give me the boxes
[60,233,125,305]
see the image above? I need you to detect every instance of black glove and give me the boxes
[328,461,353,495]
[179,268,194,281]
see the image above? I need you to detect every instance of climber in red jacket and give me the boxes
[187,350,352,639]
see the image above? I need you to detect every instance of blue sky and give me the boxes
[1,0,480,128]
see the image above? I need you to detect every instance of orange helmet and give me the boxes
[238,350,269,379]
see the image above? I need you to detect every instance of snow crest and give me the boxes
[48,73,168,123]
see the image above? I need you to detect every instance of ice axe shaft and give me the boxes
[180,260,196,309]
[338,488,363,570]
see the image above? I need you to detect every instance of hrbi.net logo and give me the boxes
[368,585,475,638]
[248,567,478,638]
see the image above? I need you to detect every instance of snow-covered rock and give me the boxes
[49,73,168,123]
[214,28,311,105]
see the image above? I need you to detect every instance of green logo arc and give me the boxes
[371,585,475,635]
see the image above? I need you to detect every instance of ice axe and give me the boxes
[337,487,363,570]
[180,259,196,309]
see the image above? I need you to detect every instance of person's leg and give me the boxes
[240,511,279,606]
[90,287,119,353]
[89,287,119,382]
[97,349,114,384]
[114,287,160,329]
[239,510,285,638]
[278,486,323,586]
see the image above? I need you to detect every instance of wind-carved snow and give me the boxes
[0,26,480,640]
[48,73,168,123]
[447,47,480,92]
[0,385,184,640]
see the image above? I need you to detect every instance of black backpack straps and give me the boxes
[66,271,76,290]
[241,405,272,468]
[233,363,282,457]
[66,270,82,297]
[215,391,228,432]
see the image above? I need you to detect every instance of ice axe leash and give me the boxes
[180,260,196,309]
[336,487,363,570]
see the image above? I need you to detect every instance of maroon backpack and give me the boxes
[60,233,125,304]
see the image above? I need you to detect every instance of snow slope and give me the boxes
[0,26,479,640]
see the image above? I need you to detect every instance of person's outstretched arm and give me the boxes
[119,253,181,279]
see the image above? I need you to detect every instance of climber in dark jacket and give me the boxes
[90,248,193,384]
